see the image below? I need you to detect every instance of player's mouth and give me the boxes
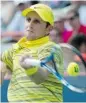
[27,30,33,33]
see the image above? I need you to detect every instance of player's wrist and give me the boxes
[25,66,38,76]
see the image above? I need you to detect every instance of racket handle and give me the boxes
[24,59,41,67]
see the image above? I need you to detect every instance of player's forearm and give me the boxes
[19,56,50,84]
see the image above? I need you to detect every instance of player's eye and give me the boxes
[34,19,40,24]
[26,17,31,22]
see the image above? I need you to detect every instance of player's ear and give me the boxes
[46,25,53,35]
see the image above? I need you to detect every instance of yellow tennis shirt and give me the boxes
[2,36,64,102]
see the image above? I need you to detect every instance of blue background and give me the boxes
[1,80,86,102]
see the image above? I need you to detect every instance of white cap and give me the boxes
[53,9,66,22]
[62,5,78,16]
[53,5,77,22]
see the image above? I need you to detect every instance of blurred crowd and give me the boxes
[1,0,86,60]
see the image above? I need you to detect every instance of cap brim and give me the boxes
[22,8,34,16]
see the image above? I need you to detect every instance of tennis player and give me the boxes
[0,4,64,102]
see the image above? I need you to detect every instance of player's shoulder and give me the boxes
[38,41,61,54]
[13,36,27,49]
[42,41,61,50]
[12,39,24,54]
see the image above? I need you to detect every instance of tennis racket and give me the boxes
[24,43,86,93]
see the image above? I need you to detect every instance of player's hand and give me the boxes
[19,54,34,69]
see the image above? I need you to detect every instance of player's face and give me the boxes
[25,11,50,40]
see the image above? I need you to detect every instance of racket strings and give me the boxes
[60,46,86,90]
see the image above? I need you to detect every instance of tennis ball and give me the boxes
[67,62,80,76]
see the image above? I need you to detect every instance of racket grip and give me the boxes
[24,59,41,67]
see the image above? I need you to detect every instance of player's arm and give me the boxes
[19,55,50,84]
[0,47,13,85]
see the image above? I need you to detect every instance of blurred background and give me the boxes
[1,0,86,102]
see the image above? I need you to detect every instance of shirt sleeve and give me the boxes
[1,47,14,72]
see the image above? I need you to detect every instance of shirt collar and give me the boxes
[18,36,50,48]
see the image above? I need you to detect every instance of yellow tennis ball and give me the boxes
[67,62,80,76]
